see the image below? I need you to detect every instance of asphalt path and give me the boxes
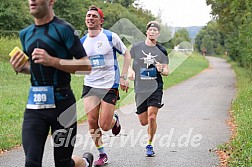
[0,56,236,167]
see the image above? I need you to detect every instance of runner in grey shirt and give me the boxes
[129,20,169,157]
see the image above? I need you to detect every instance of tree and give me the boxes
[0,0,157,45]
[170,28,191,48]
[0,0,32,34]
[201,34,213,54]
[54,0,85,31]
[207,0,252,69]
[194,21,224,55]
[112,0,135,7]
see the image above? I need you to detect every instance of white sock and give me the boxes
[83,157,89,167]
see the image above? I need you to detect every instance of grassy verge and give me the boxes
[0,36,22,61]
[163,52,208,89]
[219,58,252,166]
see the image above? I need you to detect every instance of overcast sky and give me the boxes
[138,0,212,27]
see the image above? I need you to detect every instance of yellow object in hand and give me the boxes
[9,47,29,65]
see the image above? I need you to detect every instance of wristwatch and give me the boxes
[120,75,127,80]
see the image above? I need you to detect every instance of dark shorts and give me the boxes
[82,85,120,105]
[135,89,164,115]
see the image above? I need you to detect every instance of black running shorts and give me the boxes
[82,85,120,105]
[135,89,163,115]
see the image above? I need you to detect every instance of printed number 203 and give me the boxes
[34,94,47,102]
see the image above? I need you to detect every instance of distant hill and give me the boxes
[175,26,203,42]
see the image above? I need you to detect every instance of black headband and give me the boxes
[146,22,160,31]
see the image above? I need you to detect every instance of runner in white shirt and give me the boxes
[82,28,127,88]
[80,5,131,167]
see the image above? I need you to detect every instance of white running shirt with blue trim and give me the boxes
[81,29,127,89]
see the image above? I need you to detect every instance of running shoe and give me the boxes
[112,111,121,136]
[146,145,155,157]
[94,153,108,167]
[82,152,94,167]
